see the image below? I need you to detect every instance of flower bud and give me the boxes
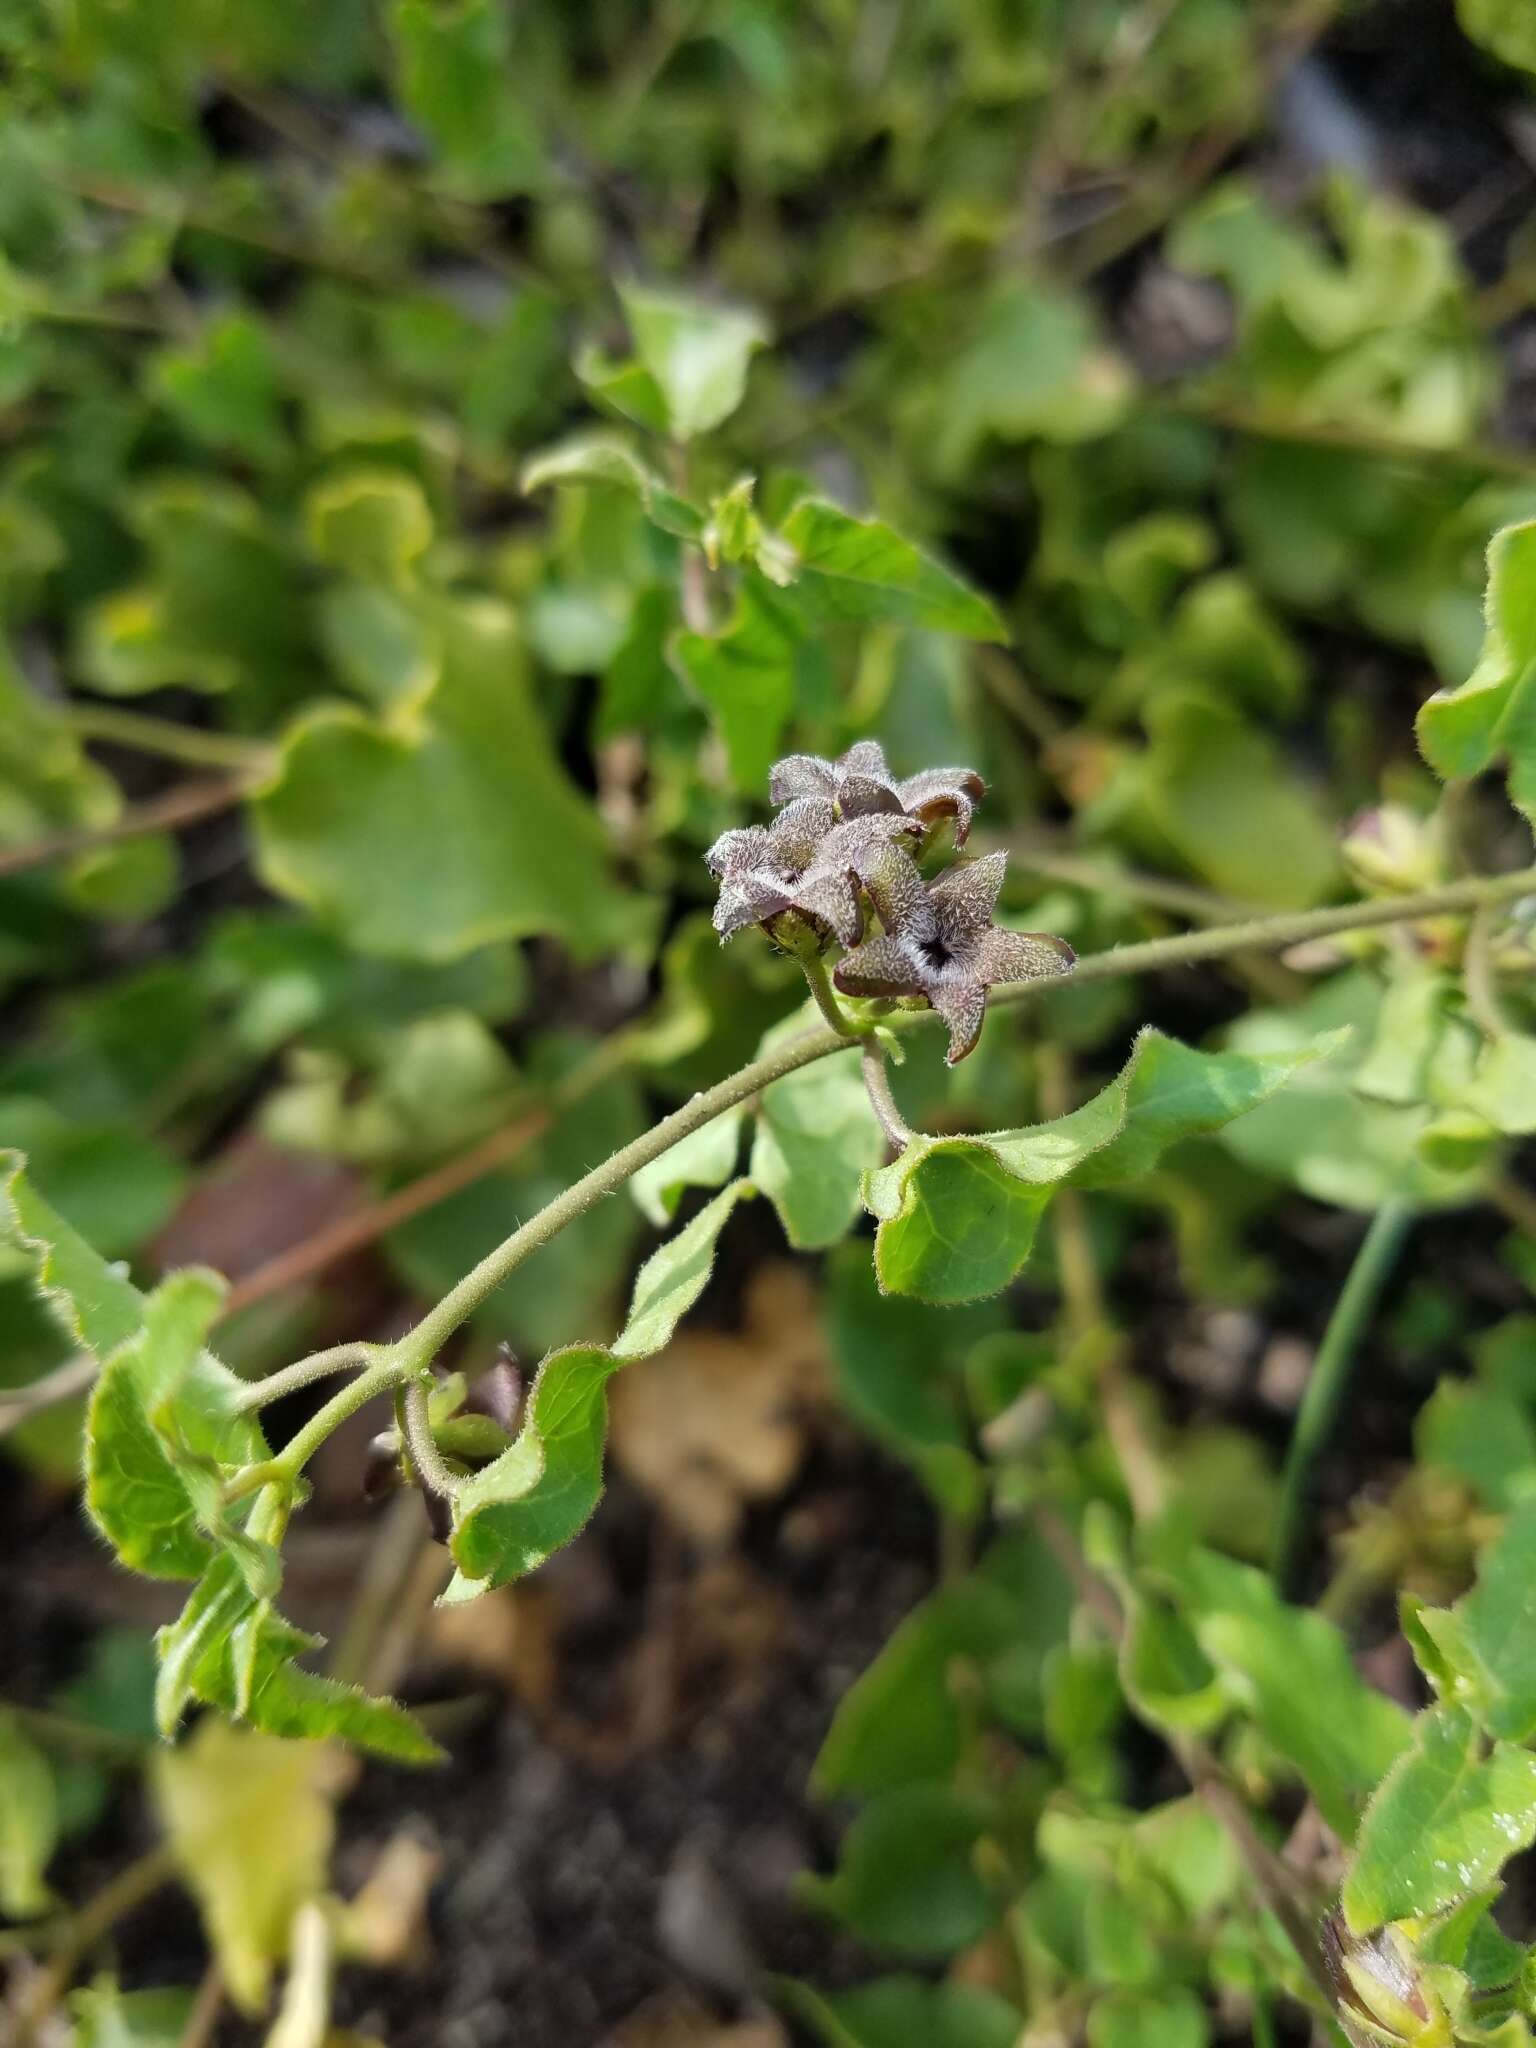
[1342,806,1444,897]
[1321,1912,1450,2048]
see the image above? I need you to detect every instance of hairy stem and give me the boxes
[861,1042,914,1148]
[802,948,873,1038]
[400,1378,463,1501]
[224,859,1536,1452]
[1271,1201,1416,1594]
[233,1342,384,1414]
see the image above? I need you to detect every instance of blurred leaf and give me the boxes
[866,1027,1335,1303]
[522,434,705,542]
[1419,520,1536,821]
[1416,1380,1536,1509]
[256,596,634,962]
[155,1718,337,2013]
[1343,1704,1536,1934]
[1410,1497,1536,1739]
[305,469,433,586]
[391,0,543,198]
[750,1023,884,1250]
[449,1178,756,1590]
[1459,0,1536,74]
[823,1244,1005,1513]
[673,575,824,789]
[797,1785,996,1958]
[616,282,766,442]
[70,1983,198,2048]
[0,1097,185,1258]
[777,499,1006,640]
[779,1974,1022,2048]
[0,1707,57,1919]
[1156,1544,1412,1839]
[1137,689,1339,907]
[1088,1989,1210,2048]
[630,1107,744,1225]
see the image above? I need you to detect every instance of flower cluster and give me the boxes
[706,741,1075,1063]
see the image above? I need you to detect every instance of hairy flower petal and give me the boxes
[975,927,1077,983]
[833,933,925,999]
[928,975,988,1066]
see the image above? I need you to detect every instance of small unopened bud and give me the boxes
[364,1430,402,1503]
[1342,806,1443,897]
[1321,1912,1446,2048]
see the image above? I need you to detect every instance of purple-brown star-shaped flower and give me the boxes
[769,740,986,846]
[706,797,922,947]
[832,850,1075,1063]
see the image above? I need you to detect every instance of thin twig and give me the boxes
[8,1844,180,2048]
[59,702,277,775]
[1462,903,1508,1040]
[0,773,257,881]
[175,1963,224,2048]
[401,1378,463,1502]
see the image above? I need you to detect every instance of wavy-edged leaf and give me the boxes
[616,282,766,442]
[630,1107,743,1225]
[255,595,634,963]
[864,1027,1341,1303]
[0,1147,143,1360]
[796,1785,997,1958]
[777,498,1007,640]
[1343,1704,1536,1934]
[522,433,704,542]
[1418,520,1536,821]
[155,1552,441,1765]
[86,1269,274,1589]
[1411,1496,1536,1741]
[448,1179,756,1592]
[0,1707,57,1920]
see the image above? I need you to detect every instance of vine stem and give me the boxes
[0,773,258,881]
[223,858,1536,1468]
[860,1042,914,1149]
[232,1342,383,1414]
[801,948,874,1038]
[58,702,278,775]
[400,1378,463,1501]
[1271,1201,1416,1594]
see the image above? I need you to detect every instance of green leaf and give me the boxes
[0,1097,186,1259]
[823,1245,1006,1513]
[1416,1380,1536,1510]
[1221,971,1484,1210]
[0,1707,57,1919]
[304,468,433,585]
[0,1149,144,1361]
[865,1026,1337,1304]
[152,312,283,462]
[1458,0,1536,76]
[1139,689,1340,908]
[812,1579,1030,1798]
[70,1983,198,2048]
[1156,1544,1412,1840]
[672,575,823,790]
[797,1785,997,1958]
[521,434,705,542]
[1411,1496,1536,1740]
[1419,521,1536,821]
[778,1974,1022,2048]
[630,1108,744,1225]
[449,1179,756,1590]
[615,282,767,442]
[154,1717,337,2014]
[154,1552,441,1765]
[255,595,635,963]
[776,498,1007,640]
[1343,1705,1536,1934]
[85,1269,274,1588]
[750,1025,884,1250]
[1088,1989,1210,2048]
[930,280,1131,477]
[1459,1031,1536,1136]
[391,0,543,198]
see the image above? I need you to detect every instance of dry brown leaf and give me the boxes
[609,1264,826,1544]
[340,1831,442,1969]
[603,1990,788,2048]
[425,1581,558,1712]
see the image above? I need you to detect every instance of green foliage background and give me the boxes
[8,2,1536,2044]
